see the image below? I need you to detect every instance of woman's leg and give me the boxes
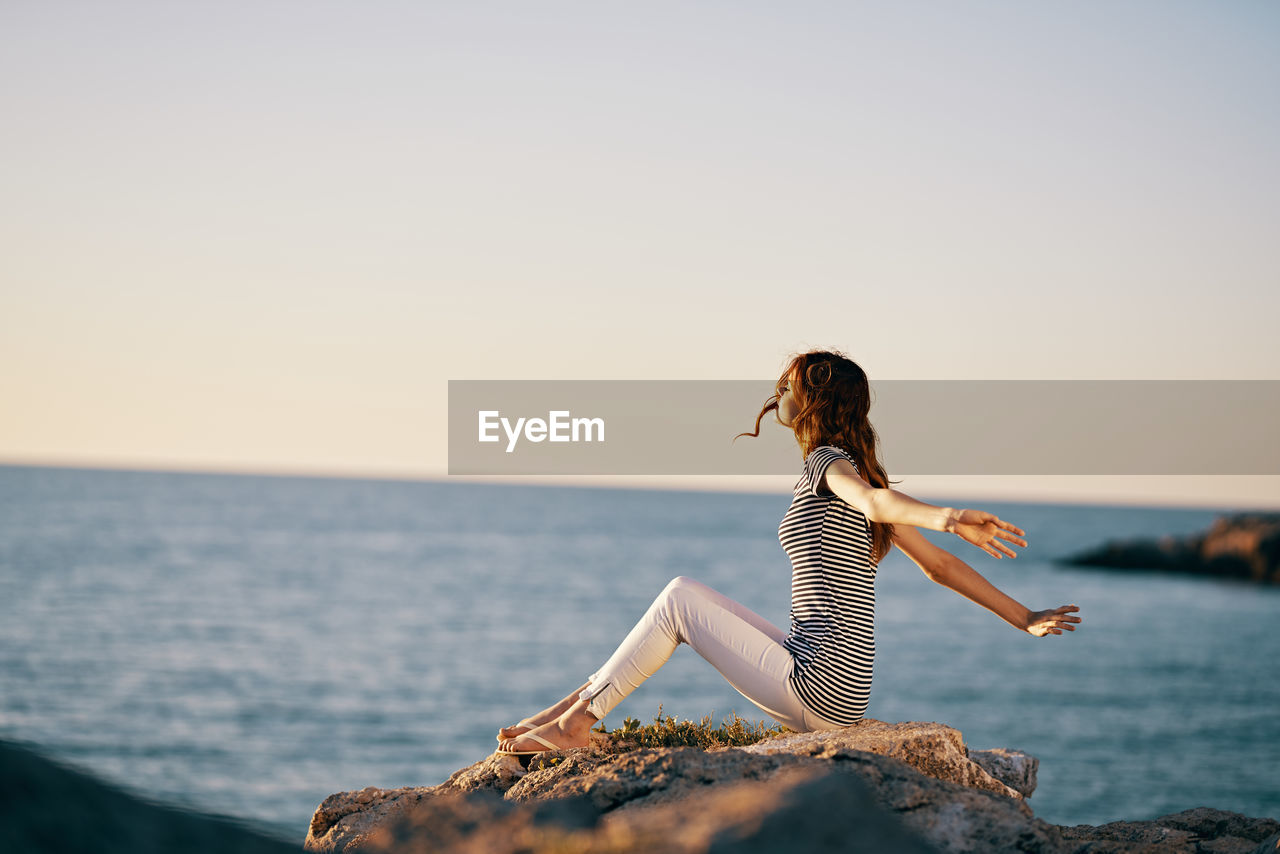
[500,575,819,753]
[673,575,789,645]
[578,575,809,730]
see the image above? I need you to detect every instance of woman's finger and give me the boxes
[995,518,1025,536]
[996,530,1029,548]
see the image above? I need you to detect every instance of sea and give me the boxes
[0,464,1276,843]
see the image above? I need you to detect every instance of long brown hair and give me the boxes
[734,349,899,564]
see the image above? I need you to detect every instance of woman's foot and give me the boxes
[497,702,600,754]
[496,682,591,742]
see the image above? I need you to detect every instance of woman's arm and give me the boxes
[823,459,960,529]
[935,558,1081,635]
[824,460,1026,558]
[932,557,1034,630]
[874,488,963,533]
[893,525,1082,636]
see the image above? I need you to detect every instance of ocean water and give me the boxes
[0,465,1276,842]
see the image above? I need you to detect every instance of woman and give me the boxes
[496,349,1080,754]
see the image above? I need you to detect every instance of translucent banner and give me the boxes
[447,380,1280,475]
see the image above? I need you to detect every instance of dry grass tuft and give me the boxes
[593,705,789,751]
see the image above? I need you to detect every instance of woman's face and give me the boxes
[776,368,798,428]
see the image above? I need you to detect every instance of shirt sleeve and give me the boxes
[803,445,857,498]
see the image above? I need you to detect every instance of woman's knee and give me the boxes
[657,576,708,630]
[662,575,724,609]
[661,575,699,599]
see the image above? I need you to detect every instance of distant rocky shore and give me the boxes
[1060,512,1280,584]
[304,720,1280,854]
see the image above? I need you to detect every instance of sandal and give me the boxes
[496,728,574,756]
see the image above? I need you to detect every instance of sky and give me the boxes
[2,0,1277,508]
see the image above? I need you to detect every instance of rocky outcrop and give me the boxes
[1061,512,1280,584]
[343,765,940,854]
[0,738,296,854]
[1059,807,1280,853]
[305,718,1279,853]
[969,747,1039,799]
[736,720,1030,799]
[304,720,1038,852]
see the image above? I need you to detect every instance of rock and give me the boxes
[304,720,1280,854]
[968,747,1039,798]
[738,719,1028,799]
[802,749,1064,853]
[360,766,940,854]
[507,745,799,811]
[306,754,528,851]
[599,765,939,854]
[1060,512,1280,584]
[349,788,604,854]
[0,738,296,854]
[308,785,436,852]
[1059,807,1280,853]
[304,719,1058,853]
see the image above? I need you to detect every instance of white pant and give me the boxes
[578,576,844,732]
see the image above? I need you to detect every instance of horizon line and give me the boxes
[2,455,1277,514]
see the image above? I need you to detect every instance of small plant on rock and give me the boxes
[594,705,789,751]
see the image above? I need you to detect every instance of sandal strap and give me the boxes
[520,730,563,751]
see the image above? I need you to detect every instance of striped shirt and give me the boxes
[778,444,877,726]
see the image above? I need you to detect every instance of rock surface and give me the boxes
[736,719,1031,799]
[0,738,296,854]
[1059,807,1280,853]
[305,717,1279,853]
[304,719,1041,852]
[1061,512,1280,584]
[354,767,940,854]
[969,747,1040,799]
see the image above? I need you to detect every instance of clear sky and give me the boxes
[2,1,1277,508]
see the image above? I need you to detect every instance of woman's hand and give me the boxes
[950,509,1027,559]
[1023,605,1082,637]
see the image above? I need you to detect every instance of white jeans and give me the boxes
[578,576,844,732]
